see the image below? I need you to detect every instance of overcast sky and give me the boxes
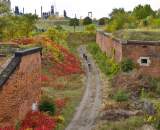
[11,0,160,18]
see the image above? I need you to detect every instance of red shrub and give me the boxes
[20,111,56,130]
[13,36,83,77]
[55,98,66,110]
[41,75,49,82]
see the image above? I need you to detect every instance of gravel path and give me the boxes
[66,45,102,130]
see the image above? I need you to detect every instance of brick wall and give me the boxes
[96,31,160,78]
[0,48,41,126]
[96,31,123,62]
[122,44,160,77]
[139,57,160,78]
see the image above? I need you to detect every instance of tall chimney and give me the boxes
[41,6,43,18]
[23,7,24,14]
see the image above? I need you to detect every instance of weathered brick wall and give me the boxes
[122,44,160,77]
[139,57,160,78]
[0,52,41,126]
[96,31,160,77]
[96,31,123,62]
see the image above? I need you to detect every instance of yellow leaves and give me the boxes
[54,115,65,124]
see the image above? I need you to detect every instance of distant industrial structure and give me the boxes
[41,5,59,19]
[88,12,93,18]
[0,0,67,19]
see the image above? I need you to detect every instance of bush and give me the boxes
[83,17,92,25]
[85,24,96,33]
[100,116,144,130]
[150,78,160,94]
[113,90,129,102]
[21,111,56,129]
[87,42,119,77]
[98,17,107,25]
[45,27,68,47]
[55,25,64,31]
[39,96,56,116]
[69,18,79,26]
[120,58,134,72]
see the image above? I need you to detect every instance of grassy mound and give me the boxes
[113,29,160,41]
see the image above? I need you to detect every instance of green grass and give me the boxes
[113,29,160,41]
[113,89,129,102]
[99,116,144,130]
[87,42,119,77]
[36,19,105,32]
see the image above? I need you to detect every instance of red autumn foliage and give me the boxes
[0,126,14,130]
[41,75,49,82]
[13,36,83,77]
[55,98,66,109]
[12,38,34,45]
[20,111,56,130]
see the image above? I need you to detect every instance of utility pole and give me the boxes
[73,14,77,32]
[23,7,24,14]
[41,6,43,18]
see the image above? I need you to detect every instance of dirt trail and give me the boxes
[65,45,102,130]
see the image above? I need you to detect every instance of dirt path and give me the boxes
[65,45,102,130]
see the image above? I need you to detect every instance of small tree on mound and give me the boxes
[39,96,56,116]
[98,17,108,25]
[83,17,92,25]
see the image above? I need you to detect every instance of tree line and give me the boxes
[104,4,160,32]
[0,3,38,41]
[69,4,160,32]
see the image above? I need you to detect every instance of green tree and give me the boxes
[0,2,10,15]
[69,18,79,26]
[98,17,108,25]
[109,8,126,19]
[132,4,155,19]
[106,10,130,32]
[0,12,38,40]
[21,14,38,36]
[85,24,96,33]
[69,18,80,32]
[46,27,68,46]
[83,17,92,25]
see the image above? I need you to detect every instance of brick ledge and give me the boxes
[0,47,42,89]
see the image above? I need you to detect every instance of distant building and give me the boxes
[0,0,11,9]
[14,6,23,16]
[51,5,54,15]
[41,5,59,19]
[14,6,19,15]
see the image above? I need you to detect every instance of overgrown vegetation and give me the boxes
[67,32,96,50]
[105,4,160,32]
[113,29,160,41]
[85,24,96,33]
[39,96,56,116]
[120,58,134,72]
[87,42,119,77]
[98,116,144,130]
[41,74,85,130]
[113,89,129,102]
[45,27,68,47]
[0,3,38,40]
